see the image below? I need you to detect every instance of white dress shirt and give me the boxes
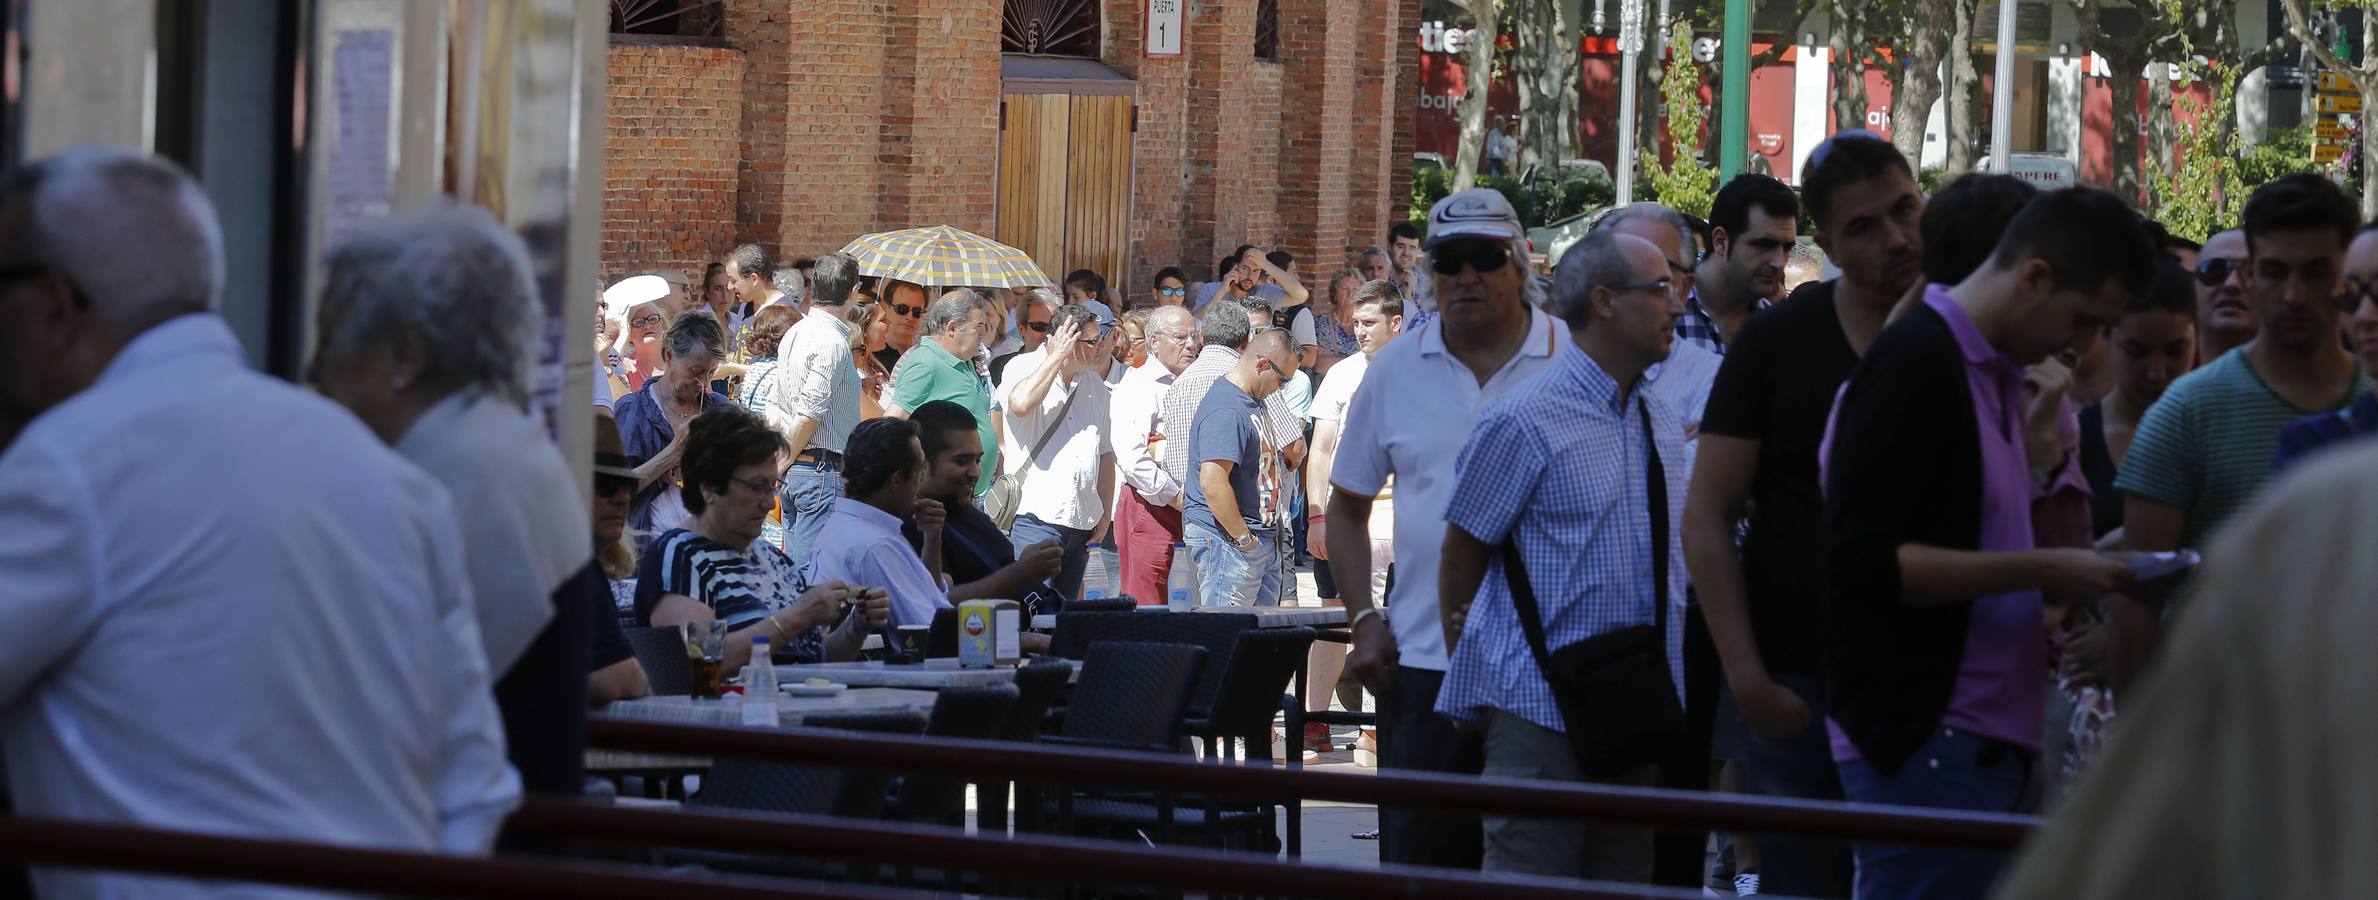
[394,391,586,674]
[1111,359,1182,505]
[771,306,864,453]
[998,346,1113,531]
[0,315,519,898]
[809,500,953,629]
[1643,339,1724,477]
[1328,308,1568,671]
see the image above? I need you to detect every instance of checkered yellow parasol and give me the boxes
[837,226,1052,290]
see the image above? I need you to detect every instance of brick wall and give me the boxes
[605,1,1416,299]
[602,41,745,277]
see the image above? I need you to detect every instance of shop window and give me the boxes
[609,0,722,39]
[1002,0,1101,58]
[1254,0,1277,60]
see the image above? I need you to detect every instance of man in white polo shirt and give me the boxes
[1326,188,1567,869]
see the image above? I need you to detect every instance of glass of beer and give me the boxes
[684,621,729,699]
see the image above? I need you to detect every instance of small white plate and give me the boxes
[782,683,847,698]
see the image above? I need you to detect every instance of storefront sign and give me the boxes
[1147,0,1183,56]
[1419,21,1473,55]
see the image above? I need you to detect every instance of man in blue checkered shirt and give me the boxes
[1434,229,1691,882]
[1677,174,1802,356]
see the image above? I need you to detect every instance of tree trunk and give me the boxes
[1944,0,1979,174]
[2364,23,2377,220]
[1893,4,1947,168]
[2106,52,2146,208]
[1827,3,1869,133]
[1452,0,1500,191]
[1512,0,1573,175]
[2145,64,2176,214]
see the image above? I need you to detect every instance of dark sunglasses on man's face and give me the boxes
[1430,242,1511,276]
[2196,257,2244,288]
[890,303,924,318]
[1023,321,1052,333]
[2334,275,2378,314]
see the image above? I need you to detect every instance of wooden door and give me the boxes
[998,92,1133,287]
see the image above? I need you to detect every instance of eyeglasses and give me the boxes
[729,473,787,496]
[1806,128,1886,172]
[1023,321,1052,333]
[2334,275,2378,313]
[890,303,923,318]
[629,313,667,329]
[1430,242,1511,276]
[2196,257,2244,288]
[1606,277,1675,296]
[1158,286,1186,297]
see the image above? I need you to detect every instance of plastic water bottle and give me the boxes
[741,637,779,727]
[1167,544,1194,611]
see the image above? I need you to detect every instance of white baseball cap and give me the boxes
[1423,188,1526,249]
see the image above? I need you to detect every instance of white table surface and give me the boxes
[586,687,938,771]
[777,658,1058,689]
[1030,604,1349,631]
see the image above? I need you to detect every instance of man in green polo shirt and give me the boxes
[886,290,999,495]
[2114,174,2370,682]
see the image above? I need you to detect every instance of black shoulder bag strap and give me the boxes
[1503,399,1669,700]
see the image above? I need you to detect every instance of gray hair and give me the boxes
[1551,231,1641,329]
[1149,305,1196,334]
[771,266,801,300]
[1418,235,1550,311]
[1200,296,1253,350]
[1598,203,1696,261]
[1052,302,1100,335]
[1,147,225,334]
[1361,245,1391,262]
[316,203,540,407]
[1026,286,1062,310]
[810,253,860,307]
[662,308,727,362]
[921,289,988,336]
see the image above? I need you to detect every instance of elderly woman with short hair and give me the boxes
[613,310,734,533]
[310,204,607,796]
[634,405,890,673]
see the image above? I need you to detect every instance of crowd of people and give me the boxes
[7,129,2378,899]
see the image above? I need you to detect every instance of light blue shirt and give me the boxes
[0,315,519,897]
[1434,346,1689,733]
[809,500,954,629]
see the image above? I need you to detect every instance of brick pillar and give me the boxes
[1345,0,1396,255]
[726,0,888,258]
[1389,0,1421,224]
[879,0,1002,235]
[1275,0,1357,287]
[603,43,745,277]
[1109,0,1191,294]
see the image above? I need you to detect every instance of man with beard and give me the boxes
[1688,175,1801,355]
[1683,130,1923,899]
[2116,175,2371,680]
[2191,229,2258,364]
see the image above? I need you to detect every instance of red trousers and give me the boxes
[1116,488,1183,606]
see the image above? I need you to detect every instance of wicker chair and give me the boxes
[622,626,693,696]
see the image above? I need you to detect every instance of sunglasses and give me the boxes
[2196,257,2244,288]
[890,303,923,318]
[2335,275,2378,314]
[596,473,637,498]
[1430,242,1511,276]
[1022,321,1051,333]
[1158,286,1186,297]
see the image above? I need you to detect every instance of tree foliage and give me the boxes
[1638,22,1717,218]
[2150,64,2242,242]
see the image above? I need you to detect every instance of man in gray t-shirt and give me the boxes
[1181,330,1301,607]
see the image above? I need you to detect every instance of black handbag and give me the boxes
[1502,402,1683,775]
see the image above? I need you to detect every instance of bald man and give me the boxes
[0,148,518,896]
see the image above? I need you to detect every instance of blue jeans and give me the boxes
[1008,513,1091,600]
[1836,727,2028,900]
[1742,674,1853,898]
[778,458,842,563]
[1182,517,1279,607]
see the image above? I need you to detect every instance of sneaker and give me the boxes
[1303,722,1334,752]
[1733,869,1760,895]
[1352,728,1378,768]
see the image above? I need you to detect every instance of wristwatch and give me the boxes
[1231,531,1259,552]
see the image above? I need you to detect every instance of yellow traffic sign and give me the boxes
[2321,71,2360,95]
[2318,93,2364,115]
[2315,144,2345,164]
[2317,119,2349,142]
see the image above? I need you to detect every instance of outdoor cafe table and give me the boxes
[775,657,1078,689]
[585,687,939,772]
[1027,604,1350,631]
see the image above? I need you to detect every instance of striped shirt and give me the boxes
[2115,349,2370,548]
[1433,347,1689,733]
[631,528,828,662]
[1160,345,1306,489]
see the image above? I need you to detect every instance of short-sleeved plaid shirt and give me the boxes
[1433,347,1689,733]
[1674,290,1768,356]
